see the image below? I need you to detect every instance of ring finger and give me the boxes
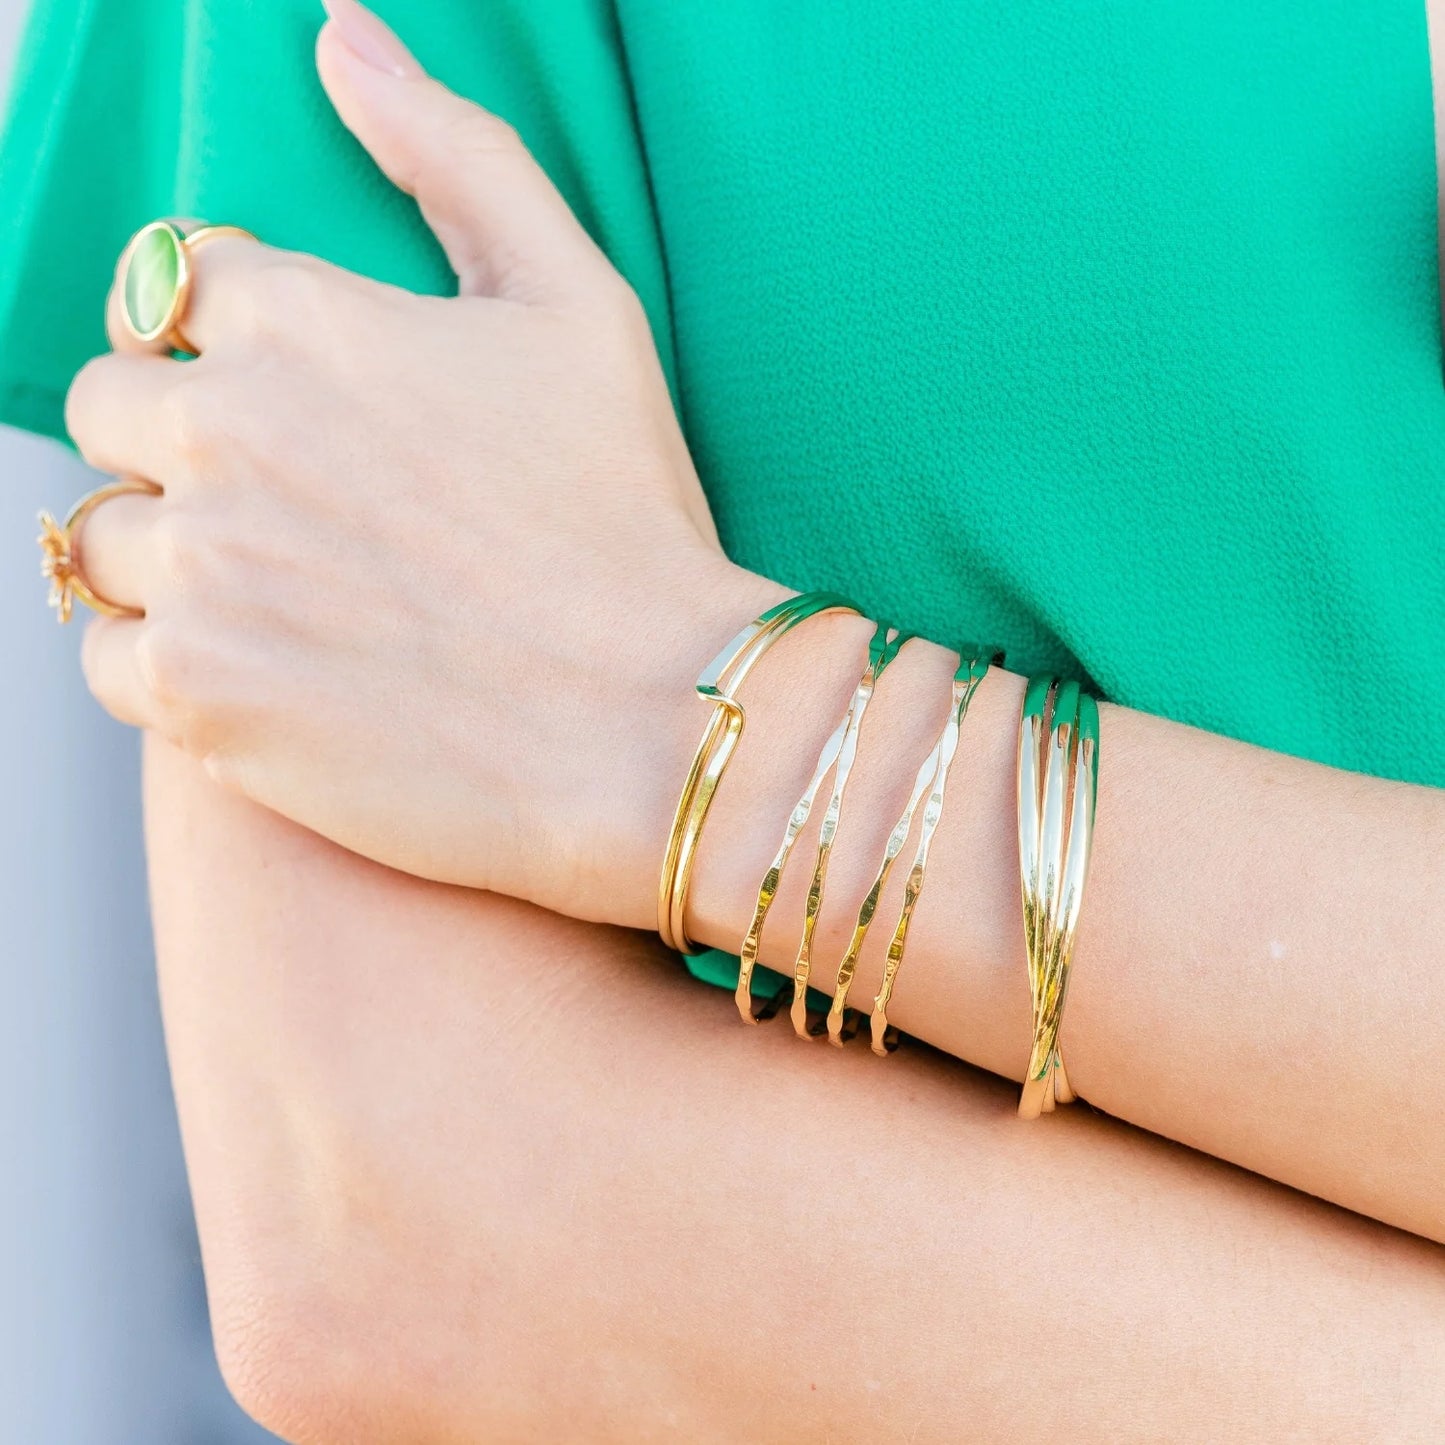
[71,486,166,617]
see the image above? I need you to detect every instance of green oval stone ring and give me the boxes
[118,219,254,351]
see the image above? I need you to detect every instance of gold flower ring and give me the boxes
[38,478,161,624]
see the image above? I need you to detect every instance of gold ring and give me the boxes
[38,478,162,624]
[118,219,255,352]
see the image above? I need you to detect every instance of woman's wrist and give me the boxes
[595,558,791,931]
[639,585,1031,1077]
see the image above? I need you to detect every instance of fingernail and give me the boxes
[321,0,422,78]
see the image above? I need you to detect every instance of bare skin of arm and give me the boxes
[69,11,1445,1248]
[146,737,1445,1444]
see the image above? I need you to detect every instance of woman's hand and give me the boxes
[64,5,774,925]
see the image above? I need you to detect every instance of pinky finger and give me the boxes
[81,616,161,731]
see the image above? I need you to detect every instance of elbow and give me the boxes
[205,1226,534,1442]
[211,1278,377,1444]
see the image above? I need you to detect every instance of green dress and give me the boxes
[3,0,1443,994]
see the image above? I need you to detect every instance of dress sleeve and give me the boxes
[0,0,674,443]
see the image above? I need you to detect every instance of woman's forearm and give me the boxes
[145,736,1444,1443]
[662,594,1445,1241]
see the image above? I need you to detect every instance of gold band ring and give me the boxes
[118,219,256,352]
[38,478,162,623]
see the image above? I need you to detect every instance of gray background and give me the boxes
[1,3,280,1439]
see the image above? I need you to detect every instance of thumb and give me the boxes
[316,0,611,302]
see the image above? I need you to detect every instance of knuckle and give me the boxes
[454,103,523,158]
[136,617,233,758]
[245,258,331,338]
[200,748,237,789]
[150,506,198,587]
[594,273,650,335]
[148,505,186,578]
[158,375,215,465]
[416,106,525,201]
[134,622,195,717]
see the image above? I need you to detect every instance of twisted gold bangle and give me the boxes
[735,689,856,1023]
[1017,677,1099,1118]
[1034,677,1076,1112]
[658,592,859,955]
[1019,676,1071,1112]
[825,734,941,1044]
[784,623,912,1037]
[868,650,994,1055]
[824,648,996,1045]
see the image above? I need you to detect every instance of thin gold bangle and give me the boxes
[1019,677,1072,1112]
[1044,691,1098,1105]
[1036,678,1078,1112]
[733,620,906,1025]
[826,648,996,1044]
[735,699,855,1023]
[657,592,859,955]
[1017,678,1099,1118]
[786,623,912,1038]
[825,736,941,1044]
[868,650,993,1055]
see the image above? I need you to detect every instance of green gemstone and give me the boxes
[123,223,183,338]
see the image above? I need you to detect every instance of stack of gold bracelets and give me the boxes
[657,591,1100,1118]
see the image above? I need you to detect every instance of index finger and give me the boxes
[106,217,201,355]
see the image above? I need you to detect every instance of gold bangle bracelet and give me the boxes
[735,669,862,1023]
[785,623,912,1037]
[868,650,993,1055]
[825,734,941,1044]
[1045,690,1098,1106]
[1017,677,1099,1118]
[657,591,860,955]
[1019,676,1073,1113]
[825,648,996,1045]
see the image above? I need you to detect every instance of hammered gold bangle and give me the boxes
[733,628,873,1023]
[1017,676,1100,1118]
[824,727,942,1045]
[866,649,995,1055]
[657,591,859,955]
[741,619,911,1036]
[824,648,995,1045]
[1019,676,1075,1113]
